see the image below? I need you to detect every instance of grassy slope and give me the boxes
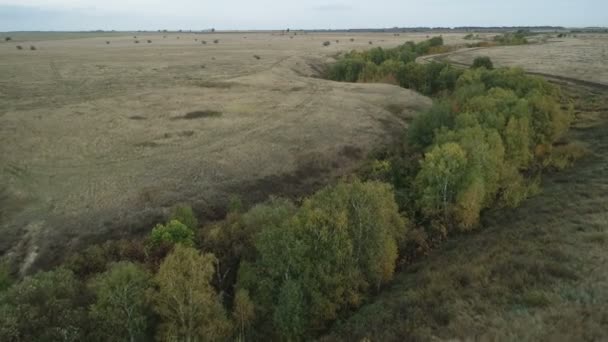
[321,83,608,341]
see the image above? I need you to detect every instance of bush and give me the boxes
[106,41,110,44]
[214,39,219,44]
[253,54,261,60]
[471,56,494,69]
[0,261,11,291]
[543,142,589,170]
[4,37,11,41]
[169,204,198,230]
[134,40,139,44]
[147,40,152,43]
[323,41,331,46]
[202,40,207,44]
[29,45,36,50]
[15,45,22,50]
[148,220,195,248]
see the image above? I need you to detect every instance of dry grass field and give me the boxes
[1,28,608,339]
[1,32,482,271]
[1,31,607,277]
[442,34,608,86]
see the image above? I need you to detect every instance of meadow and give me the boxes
[1,30,607,341]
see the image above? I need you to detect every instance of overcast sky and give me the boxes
[0,0,606,31]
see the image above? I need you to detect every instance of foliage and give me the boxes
[88,262,152,342]
[493,32,528,45]
[408,67,571,228]
[237,180,407,339]
[64,239,147,279]
[152,245,232,341]
[471,56,494,69]
[0,261,12,292]
[233,289,255,342]
[200,197,297,295]
[0,268,87,341]
[148,219,195,248]
[326,37,458,95]
[169,204,198,230]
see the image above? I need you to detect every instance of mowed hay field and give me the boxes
[0,32,479,271]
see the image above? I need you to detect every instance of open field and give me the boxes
[0,32,485,271]
[441,34,608,86]
[1,30,607,285]
[2,26,608,340]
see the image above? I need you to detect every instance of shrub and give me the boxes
[214,39,219,44]
[253,54,261,60]
[428,36,444,47]
[543,142,589,170]
[147,39,152,43]
[15,45,22,50]
[169,204,198,230]
[202,40,207,44]
[134,40,139,44]
[29,45,36,50]
[148,220,195,248]
[350,38,355,42]
[369,41,373,45]
[106,41,110,44]
[4,37,11,41]
[323,41,331,46]
[471,56,494,69]
[0,261,11,291]
[326,57,366,82]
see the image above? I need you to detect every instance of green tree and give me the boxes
[0,268,86,341]
[233,289,255,342]
[148,219,194,248]
[152,245,231,342]
[273,279,307,341]
[415,142,469,221]
[237,181,406,339]
[89,262,152,342]
[303,180,406,290]
[408,102,454,150]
